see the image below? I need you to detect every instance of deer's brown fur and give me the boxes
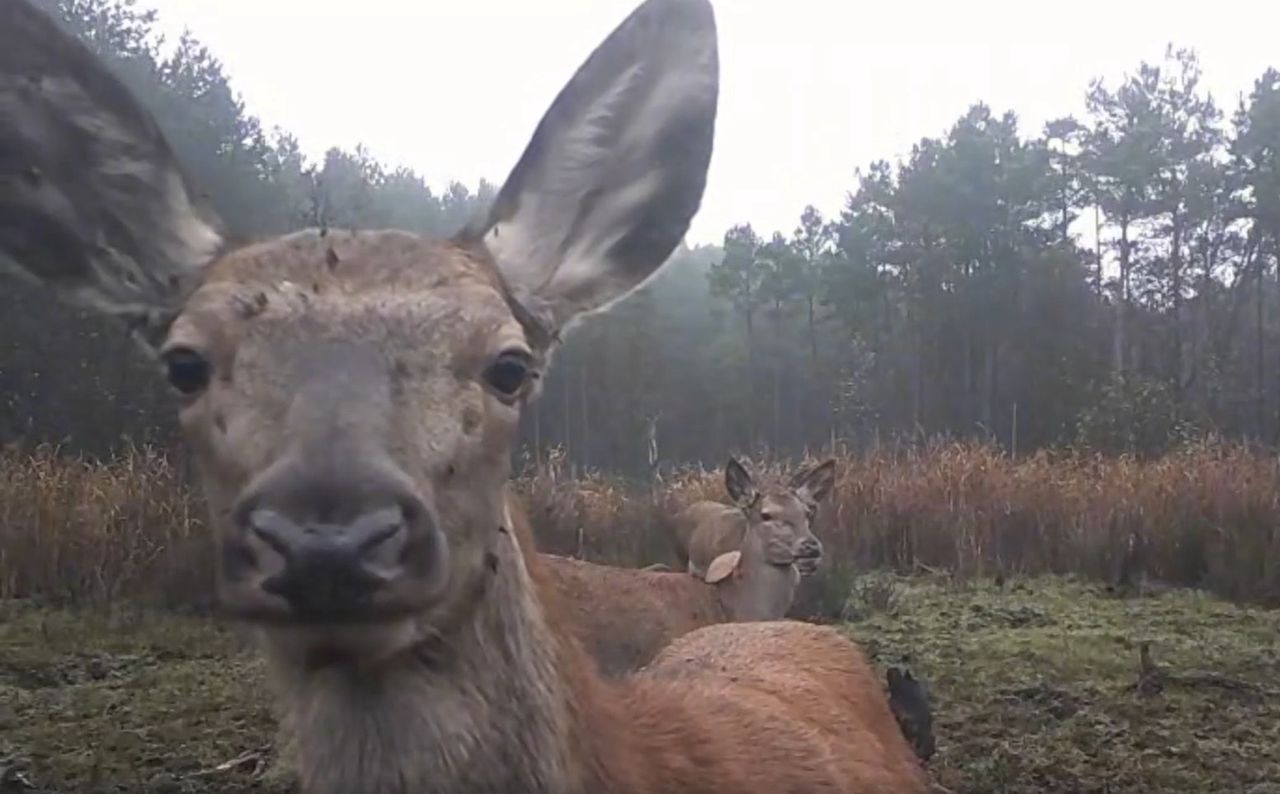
[514,504,931,793]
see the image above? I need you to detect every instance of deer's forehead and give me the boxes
[235,289,515,364]
[760,493,805,518]
[171,230,523,367]
[205,228,492,289]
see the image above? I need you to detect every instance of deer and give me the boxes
[542,500,807,676]
[0,0,936,792]
[671,456,835,578]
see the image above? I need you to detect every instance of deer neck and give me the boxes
[265,491,589,794]
[716,527,799,622]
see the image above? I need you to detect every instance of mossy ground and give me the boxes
[2,576,1277,793]
[0,602,282,793]
[843,574,1280,794]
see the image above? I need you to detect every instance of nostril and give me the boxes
[345,506,408,554]
[247,509,309,557]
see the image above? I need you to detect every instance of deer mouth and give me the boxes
[791,539,823,576]
[794,555,822,576]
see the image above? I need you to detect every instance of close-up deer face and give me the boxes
[168,232,547,656]
[1,0,718,665]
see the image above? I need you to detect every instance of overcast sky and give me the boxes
[144,0,1279,245]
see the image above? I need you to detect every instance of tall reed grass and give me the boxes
[0,444,211,606]
[3,439,1277,607]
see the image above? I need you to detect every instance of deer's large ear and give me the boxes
[0,0,225,344]
[464,0,718,338]
[704,550,741,584]
[724,457,757,508]
[789,459,837,506]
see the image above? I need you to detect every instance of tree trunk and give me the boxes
[579,362,590,470]
[1114,214,1131,378]
[745,307,756,449]
[1093,204,1104,294]
[562,363,572,461]
[1171,206,1184,398]
[1257,256,1265,439]
[772,300,784,452]
[982,339,997,433]
[807,295,819,363]
[806,293,822,449]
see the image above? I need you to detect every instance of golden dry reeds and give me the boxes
[3,438,1278,607]
[0,444,212,606]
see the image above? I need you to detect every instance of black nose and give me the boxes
[795,538,823,558]
[248,506,409,616]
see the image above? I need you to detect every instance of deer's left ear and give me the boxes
[704,550,741,584]
[463,0,719,338]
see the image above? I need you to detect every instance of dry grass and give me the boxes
[3,438,1280,607]
[0,444,212,608]
[521,438,1280,607]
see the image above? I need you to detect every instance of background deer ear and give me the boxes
[0,0,225,346]
[724,457,757,507]
[704,550,741,584]
[463,0,719,341]
[789,459,836,505]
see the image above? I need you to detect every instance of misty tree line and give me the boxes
[2,0,1280,478]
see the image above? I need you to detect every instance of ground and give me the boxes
[1,576,1277,793]
[842,575,1280,794]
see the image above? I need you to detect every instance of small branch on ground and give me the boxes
[188,744,272,781]
[1131,642,1280,700]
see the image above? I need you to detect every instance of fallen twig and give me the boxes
[188,744,272,780]
[1129,643,1280,700]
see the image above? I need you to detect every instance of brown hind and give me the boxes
[671,456,835,576]
[543,501,804,676]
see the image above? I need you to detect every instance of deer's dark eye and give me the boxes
[761,512,775,522]
[483,350,533,399]
[162,347,212,395]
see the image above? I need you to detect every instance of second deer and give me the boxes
[671,457,835,577]
[544,496,807,675]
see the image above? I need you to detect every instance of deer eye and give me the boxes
[761,511,775,522]
[483,350,533,399]
[162,347,212,395]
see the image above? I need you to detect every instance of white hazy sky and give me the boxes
[144,0,1279,245]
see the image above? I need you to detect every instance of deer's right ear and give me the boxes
[704,550,741,584]
[724,458,757,507]
[0,0,225,344]
[789,458,837,506]
[465,0,718,340]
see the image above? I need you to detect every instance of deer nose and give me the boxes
[793,537,823,574]
[247,506,410,616]
[795,537,823,559]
